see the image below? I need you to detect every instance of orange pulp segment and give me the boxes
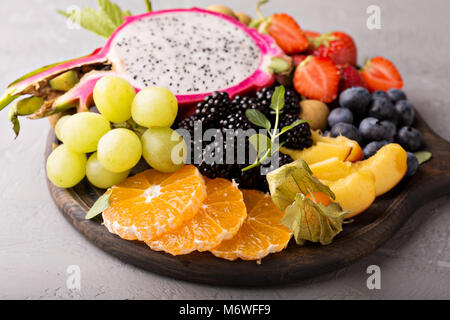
[211,189,292,261]
[102,165,207,241]
[146,178,247,255]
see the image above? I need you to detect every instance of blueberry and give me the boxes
[368,97,394,120]
[339,87,371,118]
[328,108,354,127]
[405,152,419,177]
[372,90,390,101]
[330,123,361,142]
[394,100,415,126]
[363,140,389,159]
[387,88,407,103]
[397,126,423,151]
[379,120,397,139]
[359,117,388,141]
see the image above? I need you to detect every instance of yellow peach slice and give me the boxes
[323,171,376,219]
[311,130,363,162]
[313,144,407,196]
[310,157,354,181]
[282,142,352,165]
[354,143,407,196]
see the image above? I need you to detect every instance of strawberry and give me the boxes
[360,57,403,92]
[304,30,320,40]
[267,13,309,54]
[293,56,340,103]
[312,31,357,66]
[303,30,321,54]
[291,54,308,67]
[338,64,366,92]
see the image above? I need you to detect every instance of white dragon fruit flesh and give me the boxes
[0,8,290,121]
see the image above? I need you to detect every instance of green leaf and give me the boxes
[266,159,335,211]
[270,86,285,112]
[245,109,271,130]
[97,0,125,27]
[280,119,308,135]
[57,0,132,38]
[85,191,111,219]
[58,7,115,38]
[414,151,432,165]
[249,134,272,158]
[281,193,347,245]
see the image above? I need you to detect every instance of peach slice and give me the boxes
[310,144,408,197]
[354,144,407,196]
[323,171,376,218]
[310,157,354,181]
[311,130,364,162]
[282,142,352,165]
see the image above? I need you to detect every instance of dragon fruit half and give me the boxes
[0,8,290,121]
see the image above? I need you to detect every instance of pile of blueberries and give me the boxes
[326,87,422,177]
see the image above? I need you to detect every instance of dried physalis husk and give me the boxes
[282,193,347,245]
[267,159,348,245]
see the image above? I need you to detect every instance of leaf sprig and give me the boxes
[58,0,135,38]
[243,86,308,171]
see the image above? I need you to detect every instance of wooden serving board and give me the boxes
[46,113,450,286]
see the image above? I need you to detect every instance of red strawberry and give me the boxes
[293,56,340,103]
[303,30,321,54]
[291,54,308,67]
[312,31,357,66]
[304,30,320,40]
[360,57,403,92]
[267,13,309,54]
[338,64,366,92]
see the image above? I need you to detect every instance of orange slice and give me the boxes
[146,178,247,255]
[211,190,292,261]
[103,165,207,241]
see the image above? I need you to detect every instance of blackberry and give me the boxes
[236,152,292,191]
[232,95,270,118]
[176,114,198,139]
[195,91,231,128]
[255,86,301,115]
[218,110,254,130]
[278,113,312,149]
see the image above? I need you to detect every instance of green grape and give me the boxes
[131,86,178,128]
[141,127,187,173]
[61,112,110,153]
[46,144,87,188]
[86,152,130,189]
[93,76,136,123]
[54,115,71,141]
[97,128,142,173]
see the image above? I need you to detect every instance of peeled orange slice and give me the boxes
[103,165,207,241]
[146,178,247,255]
[211,189,292,261]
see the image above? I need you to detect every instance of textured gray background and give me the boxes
[0,0,449,299]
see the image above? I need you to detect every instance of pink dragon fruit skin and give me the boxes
[0,8,289,118]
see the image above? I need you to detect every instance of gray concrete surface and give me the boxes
[0,0,449,299]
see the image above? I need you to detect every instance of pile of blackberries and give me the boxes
[175,88,312,191]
